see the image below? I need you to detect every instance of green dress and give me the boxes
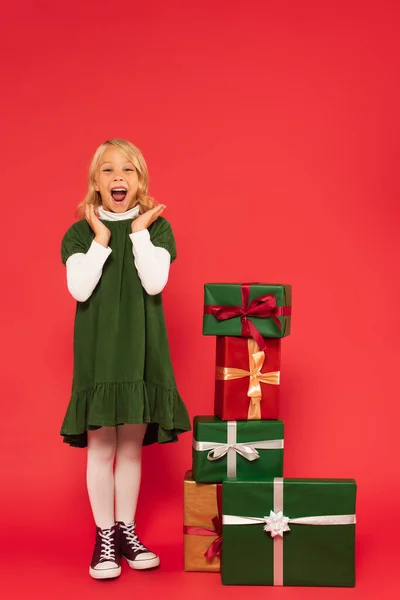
[60,215,191,448]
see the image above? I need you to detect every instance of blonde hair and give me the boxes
[76,138,154,219]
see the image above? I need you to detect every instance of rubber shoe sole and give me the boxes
[125,555,160,570]
[89,565,122,579]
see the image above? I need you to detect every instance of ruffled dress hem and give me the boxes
[60,380,191,448]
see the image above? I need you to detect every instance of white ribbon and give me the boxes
[193,422,284,478]
[223,477,356,586]
[222,513,356,528]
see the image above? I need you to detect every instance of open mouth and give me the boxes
[110,187,128,203]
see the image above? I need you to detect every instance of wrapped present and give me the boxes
[183,470,222,572]
[222,477,356,587]
[192,416,284,483]
[203,283,292,344]
[215,336,281,421]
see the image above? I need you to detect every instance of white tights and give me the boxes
[86,424,147,530]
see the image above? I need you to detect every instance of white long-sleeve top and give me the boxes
[65,205,171,302]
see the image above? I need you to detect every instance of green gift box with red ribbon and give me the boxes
[221,478,356,587]
[203,283,292,344]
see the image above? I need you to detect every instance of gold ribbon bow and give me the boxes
[215,339,280,419]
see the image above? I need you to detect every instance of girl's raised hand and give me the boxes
[131,204,166,234]
[85,204,111,247]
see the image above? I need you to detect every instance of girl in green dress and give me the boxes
[61,138,190,579]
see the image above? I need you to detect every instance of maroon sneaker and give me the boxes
[89,525,121,580]
[117,522,160,570]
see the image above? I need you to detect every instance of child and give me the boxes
[60,138,191,579]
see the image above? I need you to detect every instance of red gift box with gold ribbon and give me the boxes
[215,336,281,421]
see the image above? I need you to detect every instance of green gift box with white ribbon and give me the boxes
[222,478,356,587]
[192,416,284,484]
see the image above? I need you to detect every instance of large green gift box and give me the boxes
[192,416,284,483]
[222,478,356,587]
[203,283,292,340]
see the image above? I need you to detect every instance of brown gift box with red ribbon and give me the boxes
[215,336,281,421]
[183,470,222,572]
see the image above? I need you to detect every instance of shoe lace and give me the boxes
[99,528,116,561]
[121,523,147,551]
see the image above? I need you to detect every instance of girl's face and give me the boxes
[94,146,139,212]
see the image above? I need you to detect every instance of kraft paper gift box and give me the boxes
[183,470,222,572]
[221,478,356,587]
[215,336,281,421]
[192,416,284,483]
[203,283,292,341]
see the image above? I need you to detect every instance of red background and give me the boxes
[1,0,399,598]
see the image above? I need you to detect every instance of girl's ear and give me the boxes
[94,180,99,192]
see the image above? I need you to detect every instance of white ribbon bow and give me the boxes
[207,443,260,461]
[194,440,283,462]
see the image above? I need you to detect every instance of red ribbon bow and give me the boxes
[204,515,222,559]
[204,284,291,350]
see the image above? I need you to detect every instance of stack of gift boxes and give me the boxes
[183,283,357,587]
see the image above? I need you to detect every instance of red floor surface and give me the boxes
[3,503,399,599]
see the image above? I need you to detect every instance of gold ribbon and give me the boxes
[216,338,280,419]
